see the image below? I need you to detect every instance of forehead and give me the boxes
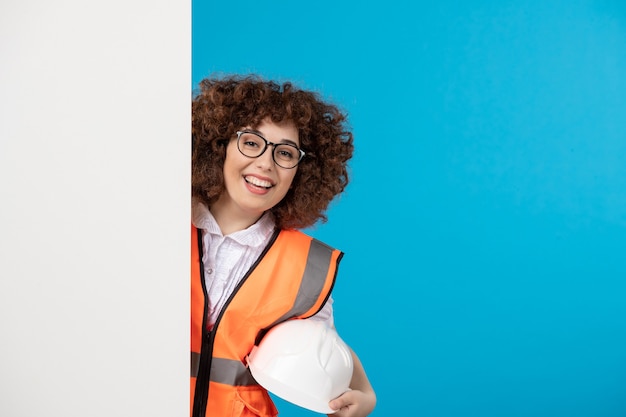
[252,119,299,144]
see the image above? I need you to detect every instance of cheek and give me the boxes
[222,145,244,175]
[283,170,298,189]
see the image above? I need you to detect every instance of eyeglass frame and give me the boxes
[235,130,306,169]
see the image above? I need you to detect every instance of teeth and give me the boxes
[245,176,272,188]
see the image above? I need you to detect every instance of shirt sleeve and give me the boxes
[308,295,334,328]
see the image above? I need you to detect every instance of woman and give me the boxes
[191,75,376,417]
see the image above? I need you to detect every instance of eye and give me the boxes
[240,133,263,148]
[275,145,296,161]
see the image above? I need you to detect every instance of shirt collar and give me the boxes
[192,201,276,248]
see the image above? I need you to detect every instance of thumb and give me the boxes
[328,391,352,412]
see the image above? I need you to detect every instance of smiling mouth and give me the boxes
[244,175,273,189]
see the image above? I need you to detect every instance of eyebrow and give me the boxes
[244,129,299,147]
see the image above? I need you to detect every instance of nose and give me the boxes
[255,146,275,170]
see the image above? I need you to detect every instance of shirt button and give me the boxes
[207,268,213,274]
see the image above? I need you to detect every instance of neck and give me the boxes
[210,200,264,236]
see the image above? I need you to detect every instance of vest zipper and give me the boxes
[192,328,214,417]
[192,227,212,417]
[192,228,280,417]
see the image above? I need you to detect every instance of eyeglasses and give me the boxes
[236,130,305,169]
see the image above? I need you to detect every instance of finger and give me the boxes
[328,406,346,417]
[328,395,352,414]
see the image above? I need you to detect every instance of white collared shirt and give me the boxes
[192,202,334,329]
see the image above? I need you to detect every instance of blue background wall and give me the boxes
[193,1,626,416]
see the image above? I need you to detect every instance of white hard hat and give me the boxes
[247,319,353,414]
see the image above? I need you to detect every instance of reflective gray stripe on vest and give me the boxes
[191,352,200,378]
[210,358,257,386]
[264,238,335,329]
[191,354,257,386]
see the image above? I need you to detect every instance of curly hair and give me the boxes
[192,75,354,230]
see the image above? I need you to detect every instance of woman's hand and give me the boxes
[328,388,376,417]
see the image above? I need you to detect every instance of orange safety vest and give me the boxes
[190,225,343,417]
